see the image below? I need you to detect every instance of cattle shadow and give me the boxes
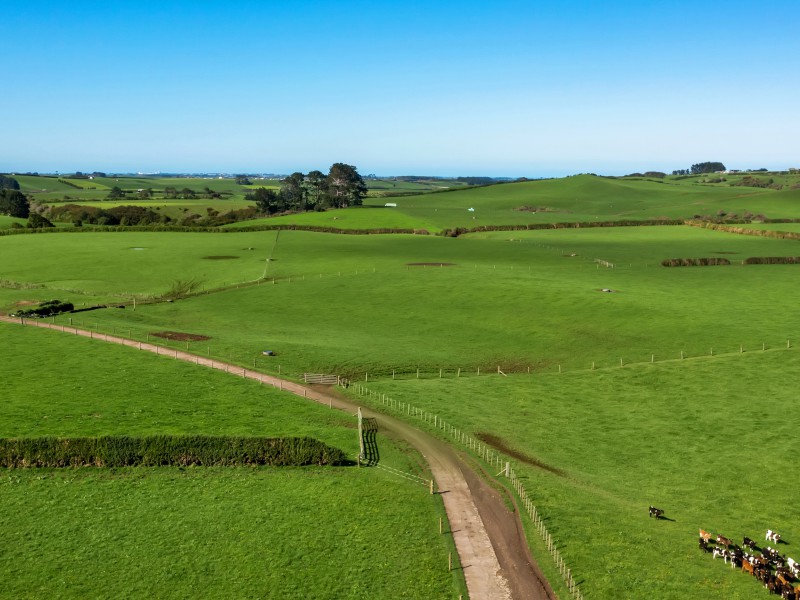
[360,417,380,466]
[656,515,676,522]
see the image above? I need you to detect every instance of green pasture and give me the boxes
[358,350,800,599]
[0,215,25,229]
[8,181,800,599]
[366,178,470,196]
[0,324,465,599]
[0,231,279,303]
[68,198,253,219]
[362,175,800,230]
[222,205,437,231]
[23,226,800,380]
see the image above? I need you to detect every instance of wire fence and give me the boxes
[344,379,584,600]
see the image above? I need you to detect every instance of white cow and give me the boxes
[766,529,781,544]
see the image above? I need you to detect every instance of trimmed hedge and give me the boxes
[661,258,731,267]
[0,223,422,237]
[439,219,684,237]
[14,299,74,318]
[0,436,347,468]
[743,257,800,265]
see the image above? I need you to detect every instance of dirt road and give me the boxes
[2,316,555,600]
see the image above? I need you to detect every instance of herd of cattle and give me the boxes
[699,528,799,597]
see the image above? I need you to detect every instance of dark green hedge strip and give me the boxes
[14,299,74,317]
[661,257,731,267]
[0,436,347,468]
[439,219,684,237]
[743,256,800,265]
[0,224,420,236]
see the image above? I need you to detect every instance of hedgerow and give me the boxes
[439,219,684,237]
[660,258,731,267]
[0,436,347,467]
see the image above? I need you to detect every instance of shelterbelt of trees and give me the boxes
[247,163,367,214]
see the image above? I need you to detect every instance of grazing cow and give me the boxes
[788,557,800,578]
[717,535,734,548]
[648,506,664,519]
[729,548,744,568]
[775,573,792,591]
[712,547,726,560]
[699,528,714,541]
[699,537,710,552]
[742,559,756,576]
[768,529,782,544]
[744,536,757,551]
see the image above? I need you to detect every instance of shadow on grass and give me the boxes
[361,417,380,466]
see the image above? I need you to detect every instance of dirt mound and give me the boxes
[406,262,457,267]
[476,432,565,476]
[151,331,210,342]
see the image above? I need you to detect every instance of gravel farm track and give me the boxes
[1,315,555,600]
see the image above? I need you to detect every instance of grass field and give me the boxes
[0,324,465,599]
[6,175,800,598]
[11,226,800,379]
[358,350,800,599]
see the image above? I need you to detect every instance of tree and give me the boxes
[27,213,54,228]
[280,172,306,211]
[305,170,327,210]
[0,175,20,190]
[0,189,30,218]
[235,175,252,185]
[326,163,366,208]
[690,162,726,175]
[247,187,281,214]
[106,186,126,199]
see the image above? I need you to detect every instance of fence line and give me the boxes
[353,340,796,382]
[343,379,584,600]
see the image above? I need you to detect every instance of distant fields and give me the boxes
[0,325,465,599]
[11,173,800,233]
[5,226,800,378]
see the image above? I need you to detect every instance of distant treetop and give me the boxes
[0,174,20,190]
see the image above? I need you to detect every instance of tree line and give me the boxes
[247,163,367,214]
[672,162,726,175]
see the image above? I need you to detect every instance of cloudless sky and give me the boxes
[2,1,799,176]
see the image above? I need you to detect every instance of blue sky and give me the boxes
[2,1,798,176]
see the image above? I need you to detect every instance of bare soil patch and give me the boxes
[203,255,240,260]
[406,262,457,267]
[150,331,211,342]
[14,300,38,307]
[476,433,565,476]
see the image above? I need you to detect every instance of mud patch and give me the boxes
[203,255,239,260]
[476,432,565,476]
[14,300,38,307]
[406,262,457,267]
[151,331,211,342]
